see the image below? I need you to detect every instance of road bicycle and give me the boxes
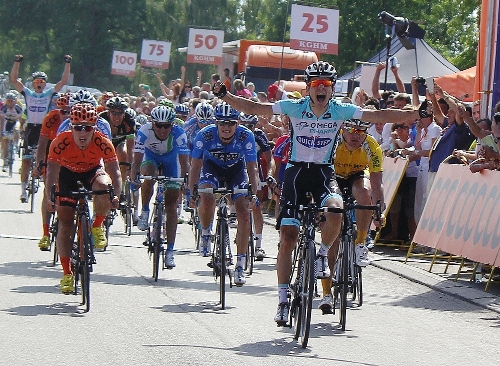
[332,187,382,331]
[141,174,184,282]
[26,145,40,213]
[284,194,342,348]
[52,182,114,312]
[49,213,59,266]
[102,208,117,251]
[120,177,135,236]
[3,131,15,177]
[193,184,251,310]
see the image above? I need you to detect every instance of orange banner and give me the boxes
[413,164,500,266]
[371,156,408,231]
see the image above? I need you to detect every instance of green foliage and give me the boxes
[0,0,479,94]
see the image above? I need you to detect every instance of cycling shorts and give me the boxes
[199,159,249,201]
[335,171,368,197]
[142,149,182,189]
[2,120,17,135]
[57,165,107,208]
[23,124,42,158]
[279,163,341,228]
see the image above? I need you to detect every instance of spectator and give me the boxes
[257,92,268,103]
[223,68,232,92]
[371,62,405,109]
[139,84,153,99]
[247,82,257,98]
[233,79,252,99]
[267,83,286,102]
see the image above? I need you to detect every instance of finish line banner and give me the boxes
[413,164,500,266]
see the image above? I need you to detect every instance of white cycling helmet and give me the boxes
[343,119,371,130]
[69,89,98,107]
[150,105,175,123]
[304,61,337,82]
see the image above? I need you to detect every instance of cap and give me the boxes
[286,91,302,99]
[142,85,150,91]
[267,84,279,100]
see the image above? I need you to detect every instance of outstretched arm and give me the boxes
[213,81,274,116]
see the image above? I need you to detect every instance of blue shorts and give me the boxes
[200,160,249,200]
[142,150,183,189]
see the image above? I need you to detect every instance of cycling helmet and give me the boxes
[100,91,114,104]
[56,93,71,109]
[195,103,214,122]
[125,107,136,120]
[5,92,17,100]
[343,119,371,130]
[150,105,175,123]
[69,89,98,107]
[135,114,149,125]
[174,104,189,116]
[69,104,98,125]
[239,114,258,125]
[158,98,175,109]
[304,61,337,82]
[106,96,128,110]
[31,71,47,81]
[214,102,240,121]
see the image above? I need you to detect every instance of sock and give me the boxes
[166,243,174,252]
[321,278,333,297]
[43,224,50,237]
[356,230,368,245]
[60,256,72,275]
[236,254,246,268]
[21,182,27,191]
[142,205,150,213]
[317,242,331,256]
[278,284,288,304]
[92,214,106,228]
[255,233,262,248]
[202,226,211,237]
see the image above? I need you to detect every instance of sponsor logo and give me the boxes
[296,135,332,148]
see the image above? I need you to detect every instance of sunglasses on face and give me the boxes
[61,109,70,115]
[309,79,333,88]
[110,111,125,116]
[394,124,409,130]
[33,78,46,83]
[243,124,255,129]
[218,120,238,126]
[185,85,191,88]
[154,122,172,129]
[345,127,366,135]
[72,124,95,132]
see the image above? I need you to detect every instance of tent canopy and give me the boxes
[339,37,459,85]
[434,66,475,102]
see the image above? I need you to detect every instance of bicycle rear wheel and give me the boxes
[153,205,163,282]
[124,181,132,236]
[353,265,363,306]
[245,213,255,275]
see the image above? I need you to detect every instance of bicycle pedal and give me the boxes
[276,321,288,327]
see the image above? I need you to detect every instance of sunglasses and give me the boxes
[72,124,95,132]
[154,122,173,129]
[110,111,125,116]
[185,85,191,88]
[61,110,70,115]
[345,127,366,135]
[309,79,333,88]
[243,124,255,129]
[394,124,409,129]
[218,120,238,126]
[33,78,46,83]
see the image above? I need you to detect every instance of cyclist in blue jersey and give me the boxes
[11,54,71,202]
[184,102,215,152]
[56,90,112,140]
[188,102,259,286]
[213,61,419,324]
[131,106,190,269]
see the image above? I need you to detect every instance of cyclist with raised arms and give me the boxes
[1,92,23,171]
[32,92,72,250]
[45,103,121,294]
[131,105,190,269]
[212,61,418,324]
[11,54,71,202]
[318,118,385,313]
[187,102,259,287]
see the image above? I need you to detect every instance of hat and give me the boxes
[267,84,279,100]
[286,91,302,99]
[142,85,150,91]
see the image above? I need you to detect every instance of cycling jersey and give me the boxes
[134,122,189,157]
[22,86,55,125]
[1,104,23,122]
[47,130,117,172]
[254,128,271,156]
[273,135,291,182]
[272,97,363,164]
[334,133,383,179]
[40,109,67,141]
[57,116,112,140]
[99,109,137,146]
[191,124,257,168]
[183,116,202,151]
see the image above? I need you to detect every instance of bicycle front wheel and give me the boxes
[29,175,36,213]
[245,213,255,275]
[124,181,132,236]
[79,215,92,312]
[297,240,315,348]
[153,206,163,282]
[339,237,350,331]
[7,140,14,177]
[50,216,59,266]
[219,221,228,309]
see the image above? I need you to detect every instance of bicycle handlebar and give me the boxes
[193,184,251,196]
[139,175,186,183]
[51,182,115,203]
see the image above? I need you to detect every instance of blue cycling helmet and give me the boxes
[174,104,189,116]
[239,113,258,124]
[214,102,240,121]
[195,103,214,123]
[150,105,175,123]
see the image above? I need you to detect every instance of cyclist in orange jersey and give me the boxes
[33,93,72,250]
[45,103,121,294]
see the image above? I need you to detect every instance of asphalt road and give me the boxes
[1,161,500,365]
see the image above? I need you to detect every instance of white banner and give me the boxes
[289,4,339,55]
[111,50,137,77]
[140,39,171,69]
[187,28,224,65]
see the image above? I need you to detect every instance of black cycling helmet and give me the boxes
[304,61,337,83]
[344,119,371,130]
[106,96,129,110]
